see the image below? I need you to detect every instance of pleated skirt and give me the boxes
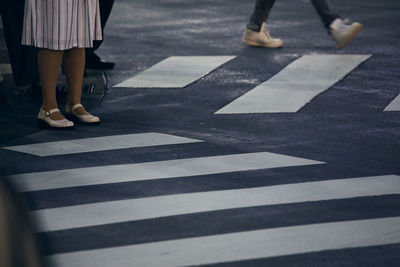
[22,0,103,50]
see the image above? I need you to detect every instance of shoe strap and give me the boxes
[71,103,83,111]
[44,108,60,117]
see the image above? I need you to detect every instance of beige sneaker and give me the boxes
[330,18,362,49]
[242,22,283,48]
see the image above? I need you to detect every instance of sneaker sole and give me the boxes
[243,39,283,48]
[336,23,362,49]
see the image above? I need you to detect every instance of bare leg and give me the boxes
[37,49,65,120]
[63,48,89,115]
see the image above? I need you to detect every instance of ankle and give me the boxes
[42,104,58,111]
[67,102,81,108]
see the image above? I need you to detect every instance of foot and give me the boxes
[37,107,74,129]
[85,52,115,70]
[242,22,283,48]
[330,18,362,49]
[65,103,100,124]
[69,104,90,116]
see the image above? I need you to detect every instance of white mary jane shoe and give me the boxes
[37,107,74,129]
[65,103,100,124]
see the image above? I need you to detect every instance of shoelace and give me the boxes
[333,18,353,32]
[343,18,351,25]
[263,27,272,39]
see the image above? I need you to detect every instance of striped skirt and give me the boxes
[22,0,103,50]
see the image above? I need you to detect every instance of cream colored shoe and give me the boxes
[65,103,100,124]
[242,22,283,48]
[37,107,74,129]
[330,18,362,49]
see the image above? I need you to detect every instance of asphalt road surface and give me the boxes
[0,0,399,266]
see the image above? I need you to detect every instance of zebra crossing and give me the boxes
[2,53,399,266]
[32,175,399,232]
[2,133,202,156]
[47,216,400,267]
[384,93,400,111]
[113,56,236,88]
[215,54,371,114]
[9,150,322,192]
[4,131,400,266]
[113,55,398,112]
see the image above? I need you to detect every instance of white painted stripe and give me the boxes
[47,216,400,267]
[0,63,12,74]
[113,56,236,88]
[2,133,202,157]
[9,152,323,192]
[384,93,400,111]
[215,54,372,114]
[33,175,399,232]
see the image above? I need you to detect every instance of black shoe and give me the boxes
[86,52,115,70]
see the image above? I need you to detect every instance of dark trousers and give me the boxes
[87,0,114,56]
[0,0,38,86]
[247,0,340,31]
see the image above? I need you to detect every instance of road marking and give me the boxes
[114,56,236,88]
[1,133,202,157]
[47,216,400,267]
[33,175,399,232]
[384,93,400,111]
[9,152,323,192]
[215,54,371,114]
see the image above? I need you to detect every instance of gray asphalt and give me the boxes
[0,0,399,266]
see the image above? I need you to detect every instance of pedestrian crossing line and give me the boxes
[113,56,236,88]
[10,152,323,192]
[384,93,400,111]
[1,132,202,157]
[32,175,400,232]
[46,216,400,267]
[215,54,372,114]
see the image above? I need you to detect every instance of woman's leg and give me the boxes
[37,48,64,120]
[63,48,89,115]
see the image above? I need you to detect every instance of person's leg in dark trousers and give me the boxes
[310,0,362,48]
[0,0,38,87]
[247,0,277,31]
[310,0,340,29]
[243,0,282,48]
[85,0,115,70]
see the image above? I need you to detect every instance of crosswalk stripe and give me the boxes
[384,93,400,111]
[215,54,371,114]
[46,216,400,267]
[113,56,236,88]
[9,152,323,192]
[33,175,400,232]
[1,133,202,157]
